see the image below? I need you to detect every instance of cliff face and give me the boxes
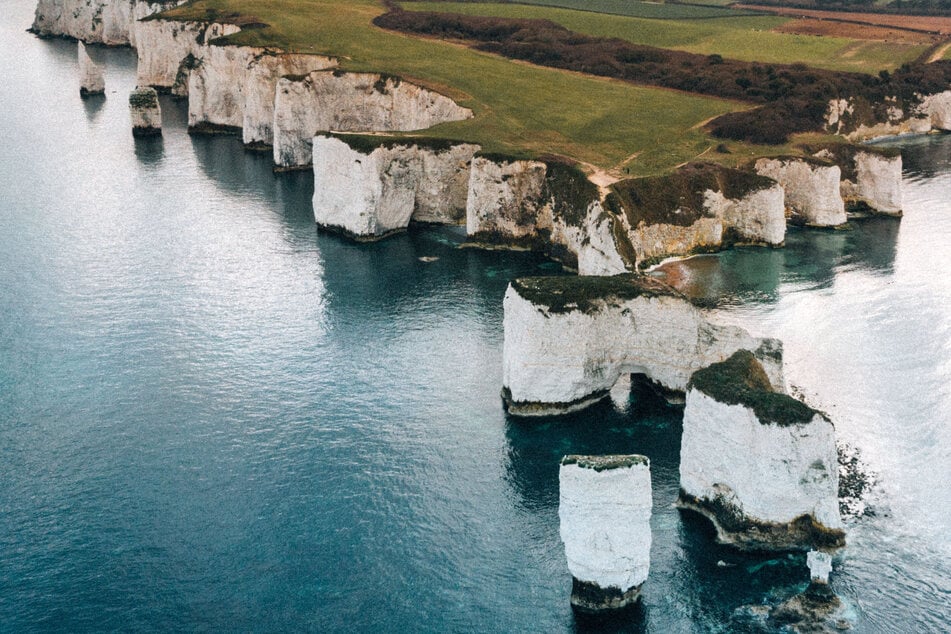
[465,157,630,274]
[605,164,785,270]
[273,72,473,168]
[187,46,335,136]
[311,135,479,239]
[559,455,652,612]
[501,275,784,416]
[135,19,241,94]
[679,350,844,551]
[814,145,903,216]
[31,0,182,45]
[754,157,846,227]
[826,90,951,141]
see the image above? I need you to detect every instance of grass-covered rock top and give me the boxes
[129,87,159,108]
[561,454,649,471]
[688,350,820,426]
[328,132,473,155]
[511,274,679,314]
[608,163,777,228]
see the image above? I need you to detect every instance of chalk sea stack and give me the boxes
[502,274,784,416]
[678,350,845,552]
[559,455,652,613]
[129,87,161,137]
[78,42,105,98]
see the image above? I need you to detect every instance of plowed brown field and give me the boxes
[737,5,951,35]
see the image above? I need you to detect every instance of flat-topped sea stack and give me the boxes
[78,42,105,98]
[754,156,847,228]
[273,71,472,169]
[606,163,785,269]
[129,87,161,137]
[502,274,784,416]
[808,143,903,217]
[559,455,652,613]
[311,134,480,239]
[678,350,845,552]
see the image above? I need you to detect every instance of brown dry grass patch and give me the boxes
[773,18,939,44]
[737,5,951,35]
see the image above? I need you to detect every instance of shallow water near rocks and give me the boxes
[2,3,950,631]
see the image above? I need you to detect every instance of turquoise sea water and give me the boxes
[1,2,950,630]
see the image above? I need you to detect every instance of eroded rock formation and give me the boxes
[559,455,652,613]
[273,71,472,169]
[607,164,785,269]
[754,157,846,227]
[78,42,105,97]
[135,19,241,95]
[811,144,903,217]
[826,90,951,141]
[501,275,784,416]
[678,350,845,552]
[129,86,161,136]
[311,134,480,239]
[31,0,182,46]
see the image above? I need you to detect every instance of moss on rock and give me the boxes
[688,350,819,427]
[511,273,679,315]
[561,454,649,471]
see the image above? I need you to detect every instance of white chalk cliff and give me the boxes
[559,455,652,612]
[311,135,480,238]
[465,157,630,274]
[679,350,844,551]
[273,71,473,168]
[755,157,846,227]
[31,0,183,46]
[833,148,903,216]
[501,275,784,416]
[78,42,105,97]
[135,19,241,94]
[826,91,951,141]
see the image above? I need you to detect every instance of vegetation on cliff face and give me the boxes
[609,163,776,228]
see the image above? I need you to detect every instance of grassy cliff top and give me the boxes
[154,0,769,174]
[688,350,820,426]
[608,162,777,228]
[511,274,679,313]
[562,454,649,471]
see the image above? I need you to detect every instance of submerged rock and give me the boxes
[78,42,105,98]
[501,274,784,416]
[755,157,847,228]
[311,134,479,239]
[129,87,161,137]
[559,455,651,613]
[678,350,845,552]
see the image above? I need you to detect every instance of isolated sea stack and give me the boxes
[78,42,104,98]
[129,87,161,137]
[678,350,845,551]
[559,455,652,613]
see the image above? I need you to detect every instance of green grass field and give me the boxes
[161,0,777,175]
[403,1,928,73]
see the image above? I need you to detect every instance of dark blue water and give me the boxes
[2,2,950,630]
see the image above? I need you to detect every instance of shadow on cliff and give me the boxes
[654,218,899,306]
